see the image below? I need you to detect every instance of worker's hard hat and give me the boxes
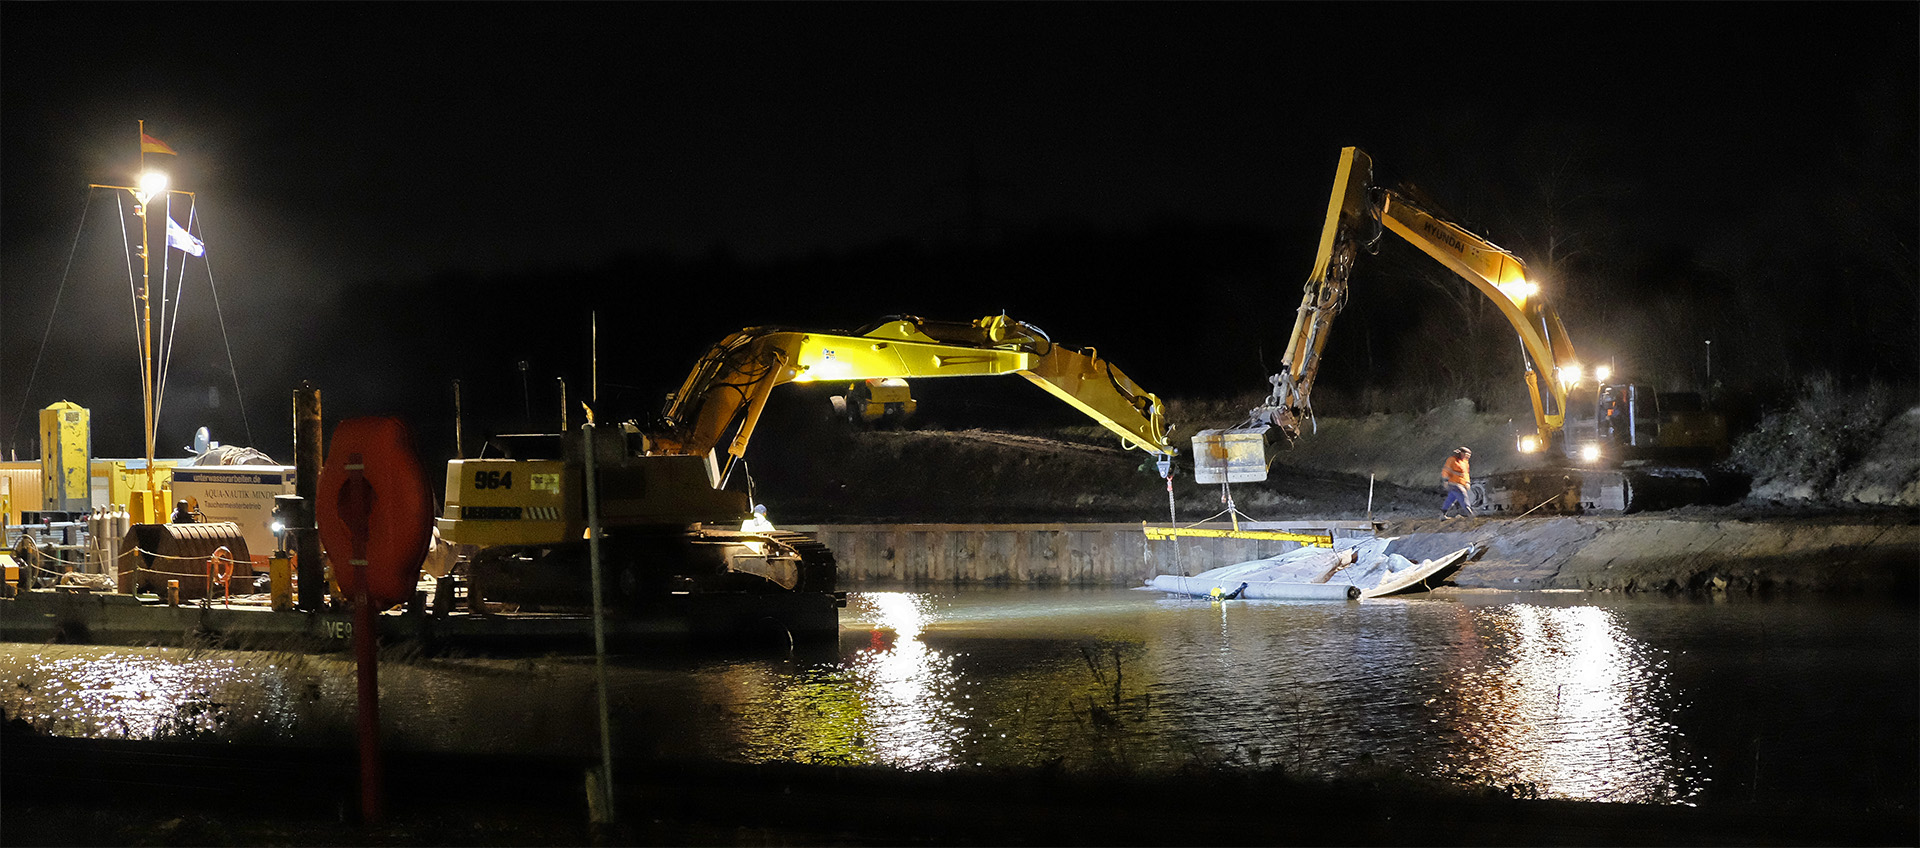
[1459,447,1472,455]
[752,504,767,515]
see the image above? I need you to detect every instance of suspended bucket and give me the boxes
[1191,428,1268,484]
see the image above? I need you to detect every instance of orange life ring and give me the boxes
[208,546,236,593]
[315,417,434,608]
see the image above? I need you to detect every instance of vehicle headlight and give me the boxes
[1518,435,1541,453]
[1560,363,1583,387]
[1579,443,1602,463]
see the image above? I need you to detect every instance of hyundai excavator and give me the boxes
[1208,147,1730,513]
[438,314,1174,618]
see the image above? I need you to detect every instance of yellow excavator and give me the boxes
[438,314,1174,612]
[1214,147,1728,513]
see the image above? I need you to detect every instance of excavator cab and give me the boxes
[830,378,917,427]
[1557,381,1728,466]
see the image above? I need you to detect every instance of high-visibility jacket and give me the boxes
[1443,455,1470,487]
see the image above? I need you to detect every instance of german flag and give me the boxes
[141,132,177,155]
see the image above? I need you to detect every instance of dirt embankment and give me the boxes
[1385,512,1919,594]
[755,422,1439,525]
[753,397,1919,594]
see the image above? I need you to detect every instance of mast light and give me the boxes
[137,171,169,204]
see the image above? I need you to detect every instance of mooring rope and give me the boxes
[13,547,92,568]
[10,544,257,583]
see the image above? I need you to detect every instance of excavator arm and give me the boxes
[649,314,1175,469]
[1255,147,1582,449]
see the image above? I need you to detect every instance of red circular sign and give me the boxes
[316,417,434,608]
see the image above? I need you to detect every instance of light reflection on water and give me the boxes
[715,592,970,769]
[0,647,600,755]
[4,649,312,741]
[2,589,1912,809]
[1445,604,1695,803]
[844,592,965,767]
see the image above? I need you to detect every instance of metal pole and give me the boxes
[137,194,157,507]
[591,312,599,407]
[1367,473,1375,523]
[452,379,464,460]
[136,122,154,471]
[354,577,383,824]
[294,383,324,611]
[336,450,383,826]
[518,360,531,428]
[582,422,615,824]
[1627,384,1639,446]
[132,123,167,523]
[558,378,568,433]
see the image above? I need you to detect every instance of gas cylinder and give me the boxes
[88,506,106,571]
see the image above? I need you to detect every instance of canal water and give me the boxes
[3,588,1914,812]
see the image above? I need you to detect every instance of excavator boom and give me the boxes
[1215,146,1740,515]
[438,312,1177,620]
[652,314,1175,465]
[1257,147,1581,449]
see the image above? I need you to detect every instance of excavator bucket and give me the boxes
[1191,428,1269,483]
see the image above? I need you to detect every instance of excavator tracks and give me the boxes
[465,526,842,613]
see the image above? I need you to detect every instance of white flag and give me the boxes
[166,217,205,257]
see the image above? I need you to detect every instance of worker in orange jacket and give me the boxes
[1441,447,1473,518]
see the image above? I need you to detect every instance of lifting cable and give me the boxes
[157,193,174,422]
[200,220,256,445]
[118,194,144,402]
[6,188,95,447]
[148,202,253,447]
[155,199,189,429]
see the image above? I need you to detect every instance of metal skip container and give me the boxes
[1190,428,1269,484]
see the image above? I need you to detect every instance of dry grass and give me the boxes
[1729,374,1904,502]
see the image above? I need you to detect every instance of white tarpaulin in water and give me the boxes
[1145,574,1360,600]
[1142,536,1471,601]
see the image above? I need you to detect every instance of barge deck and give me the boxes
[0,586,839,654]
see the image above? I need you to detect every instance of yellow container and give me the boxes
[39,402,90,513]
[103,461,176,525]
[269,554,293,611]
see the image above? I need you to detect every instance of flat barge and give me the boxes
[0,586,840,654]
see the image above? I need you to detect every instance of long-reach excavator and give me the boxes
[437,314,1174,618]
[1211,147,1728,513]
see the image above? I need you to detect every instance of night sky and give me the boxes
[3,3,1915,465]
